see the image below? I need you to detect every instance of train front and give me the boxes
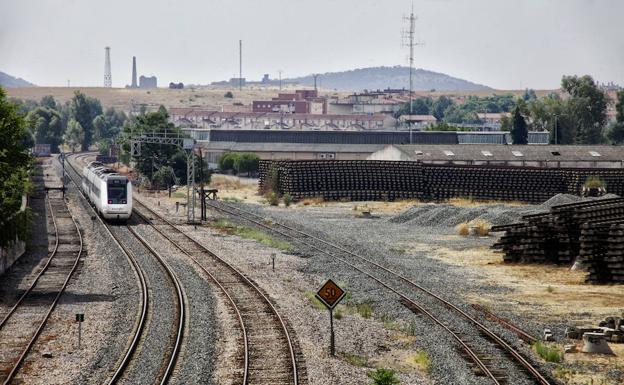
[102,176,132,221]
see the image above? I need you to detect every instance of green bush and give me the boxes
[218,152,237,172]
[357,303,373,319]
[584,175,606,189]
[283,193,292,207]
[234,153,260,174]
[533,341,563,363]
[367,368,400,385]
[266,191,280,206]
[224,91,234,98]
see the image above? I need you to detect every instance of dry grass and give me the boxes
[299,197,325,206]
[455,223,469,236]
[446,197,527,208]
[6,86,350,113]
[455,219,491,236]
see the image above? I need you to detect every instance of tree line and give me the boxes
[397,75,624,145]
[11,91,128,153]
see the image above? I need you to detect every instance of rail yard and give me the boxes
[0,149,620,385]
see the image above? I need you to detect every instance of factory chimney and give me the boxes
[104,46,112,88]
[131,56,137,88]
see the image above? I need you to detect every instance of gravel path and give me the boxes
[14,156,139,385]
[108,223,178,385]
[210,201,556,385]
[132,221,218,385]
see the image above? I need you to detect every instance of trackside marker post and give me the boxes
[75,313,85,349]
[315,279,346,357]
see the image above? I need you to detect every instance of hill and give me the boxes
[0,71,36,88]
[286,66,491,92]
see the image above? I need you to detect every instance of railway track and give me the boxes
[0,191,83,384]
[63,154,185,385]
[206,200,553,385]
[132,197,302,385]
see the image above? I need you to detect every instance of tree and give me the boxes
[431,95,453,120]
[395,97,432,117]
[607,91,624,144]
[510,105,528,145]
[64,119,84,152]
[70,91,102,150]
[0,87,32,246]
[224,91,234,98]
[561,75,608,144]
[26,107,64,152]
[234,153,260,174]
[122,106,192,185]
[218,152,237,171]
[40,95,57,109]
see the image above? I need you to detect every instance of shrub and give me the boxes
[234,153,260,174]
[470,219,491,236]
[283,193,292,207]
[266,192,280,206]
[584,175,606,189]
[218,152,236,172]
[455,222,469,236]
[533,341,563,363]
[367,368,400,385]
[224,91,234,98]
[357,303,373,319]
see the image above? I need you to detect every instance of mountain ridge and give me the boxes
[285,66,491,92]
[0,71,36,88]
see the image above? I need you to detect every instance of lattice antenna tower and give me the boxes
[104,46,112,88]
[401,3,423,115]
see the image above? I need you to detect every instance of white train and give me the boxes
[82,161,132,221]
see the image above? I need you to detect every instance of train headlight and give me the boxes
[108,200,113,204]
[121,200,126,204]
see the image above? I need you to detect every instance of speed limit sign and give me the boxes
[315,279,346,357]
[316,279,346,310]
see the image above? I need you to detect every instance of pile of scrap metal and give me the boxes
[566,316,624,344]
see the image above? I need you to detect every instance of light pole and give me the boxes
[553,114,558,145]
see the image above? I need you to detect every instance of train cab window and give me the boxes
[107,180,127,204]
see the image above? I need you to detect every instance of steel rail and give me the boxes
[133,198,299,385]
[2,192,84,385]
[62,154,150,385]
[125,226,186,385]
[0,194,60,330]
[209,201,552,385]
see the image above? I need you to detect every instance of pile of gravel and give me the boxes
[389,193,620,227]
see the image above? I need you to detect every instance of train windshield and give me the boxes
[107,180,127,204]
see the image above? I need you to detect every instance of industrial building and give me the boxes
[170,108,396,131]
[252,89,327,114]
[368,144,624,168]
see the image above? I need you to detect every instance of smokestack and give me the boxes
[131,56,137,88]
[239,40,242,91]
[104,46,112,88]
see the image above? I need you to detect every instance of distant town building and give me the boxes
[229,78,246,87]
[398,114,438,128]
[328,89,411,115]
[139,75,157,88]
[169,82,184,89]
[169,108,395,131]
[261,74,270,83]
[252,89,327,114]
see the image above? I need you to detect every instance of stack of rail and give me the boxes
[492,197,624,283]
[259,160,624,203]
[260,160,425,201]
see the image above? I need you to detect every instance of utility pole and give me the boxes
[239,40,243,91]
[554,114,558,145]
[313,74,319,91]
[278,70,282,90]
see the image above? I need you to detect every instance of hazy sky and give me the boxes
[1,0,623,89]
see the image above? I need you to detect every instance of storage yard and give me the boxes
[0,149,622,385]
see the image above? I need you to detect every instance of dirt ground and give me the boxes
[6,86,348,113]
